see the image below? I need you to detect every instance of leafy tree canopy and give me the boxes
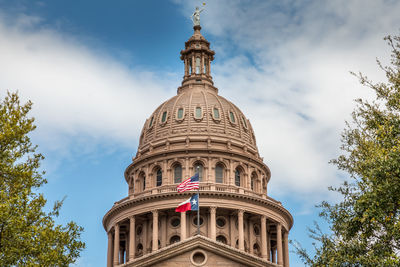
[293,34,400,266]
[0,92,85,266]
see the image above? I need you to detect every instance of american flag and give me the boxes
[177,173,199,192]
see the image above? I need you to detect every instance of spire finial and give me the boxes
[191,3,206,27]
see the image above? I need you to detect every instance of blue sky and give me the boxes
[1,0,400,266]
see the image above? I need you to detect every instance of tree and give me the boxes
[293,34,400,266]
[0,92,85,266]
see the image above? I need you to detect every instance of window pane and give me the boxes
[143,175,146,191]
[161,111,167,123]
[235,169,240,186]
[174,165,182,183]
[229,111,235,123]
[195,107,202,118]
[215,165,223,183]
[213,108,220,119]
[156,169,162,187]
[149,116,154,127]
[177,108,183,119]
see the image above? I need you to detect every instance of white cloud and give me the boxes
[0,12,177,157]
[176,0,400,201]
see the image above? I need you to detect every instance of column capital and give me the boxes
[261,215,267,221]
[129,215,136,221]
[238,209,244,215]
[152,210,159,216]
[209,206,217,214]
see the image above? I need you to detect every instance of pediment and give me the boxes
[122,235,275,267]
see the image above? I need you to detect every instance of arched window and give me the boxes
[156,168,162,187]
[170,235,180,244]
[137,172,146,192]
[251,172,257,191]
[216,235,227,244]
[194,162,204,182]
[215,164,224,183]
[235,168,241,187]
[204,58,208,74]
[189,58,193,74]
[174,164,182,183]
[195,57,201,74]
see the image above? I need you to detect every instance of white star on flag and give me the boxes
[191,199,197,205]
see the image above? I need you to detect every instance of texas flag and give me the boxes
[175,194,199,212]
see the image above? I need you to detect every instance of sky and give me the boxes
[1,0,400,266]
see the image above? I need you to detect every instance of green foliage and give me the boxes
[293,34,400,266]
[0,92,85,266]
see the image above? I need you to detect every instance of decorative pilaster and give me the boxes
[113,223,120,266]
[277,223,283,265]
[129,216,135,261]
[181,211,187,240]
[210,206,217,241]
[161,215,167,247]
[238,209,244,251]
[261,215,268,259]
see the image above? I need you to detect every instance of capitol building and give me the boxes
[103,19,293,267]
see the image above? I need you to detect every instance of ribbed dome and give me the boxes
[138,86,257,154]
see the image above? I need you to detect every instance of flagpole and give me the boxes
[196,166,200,236]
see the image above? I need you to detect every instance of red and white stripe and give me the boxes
[177,177,199,192]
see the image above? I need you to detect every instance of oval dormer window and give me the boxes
[213,107,220,120]
[161,111,167,124]
[177,108,184,119]
[229,111,236,124]
[194,106,202,120]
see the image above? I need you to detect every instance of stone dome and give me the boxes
[102,25,293,267]
[138,86,258,156]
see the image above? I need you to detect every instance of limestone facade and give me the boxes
[103,25,293,267]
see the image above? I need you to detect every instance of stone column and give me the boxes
[284,231,289,267]
[238,209,244,251]
[210,206,216,241]
[107,231,113,267]
[181,211,187,240]
[261,215,268,259]
[129,216,135,261]
[113,224,120,266]
[277,223,283,266]
[152,210,159,252]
